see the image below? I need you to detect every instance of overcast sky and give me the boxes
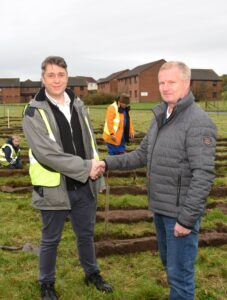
[0,0,226,81]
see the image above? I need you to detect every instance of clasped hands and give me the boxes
[89,159,106,180]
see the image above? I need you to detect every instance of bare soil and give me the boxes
[207,201,227,214]
[96,209,152,223]
[1,184,226,198]
[95,232,227,257]
[0,185,32,193]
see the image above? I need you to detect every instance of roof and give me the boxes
[118,59,166,79]
[0,78,20,88]
[68,77,88,87]
[191,69,221,81]
[20,79,41,88]
[98,69,129,84]
[75,76,97,83]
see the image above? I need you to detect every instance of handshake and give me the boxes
[89,159,106,180]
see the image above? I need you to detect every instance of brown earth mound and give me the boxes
[96,209,152,223]
[1,184,226,198]
[0,185,32,193]
[107,185,227,198]
[207,202,227,214]
[0,169,28,176]
[95,232,227,257]
[215,155,227,161]
[1,232,227,257]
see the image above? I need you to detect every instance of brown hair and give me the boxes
[119,93,130,105]
[41,56,67,75]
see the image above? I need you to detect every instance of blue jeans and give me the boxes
[106,142,125,155]
[154,213,200,300]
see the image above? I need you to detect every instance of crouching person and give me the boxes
[0,135,22,169]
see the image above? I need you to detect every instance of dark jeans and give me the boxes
[154,213,200,300]
[39,183,99,284]
[7,160,22,169]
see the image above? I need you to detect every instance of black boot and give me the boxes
[84,271,113,293]
[40,283,58,300]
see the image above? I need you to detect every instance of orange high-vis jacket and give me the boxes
[103,101,134,146]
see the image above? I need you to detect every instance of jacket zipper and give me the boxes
[176,175,181,207]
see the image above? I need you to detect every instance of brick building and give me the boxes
[0,76,93,103]
[98,69,129,95]
[190,69,222,100]
[117,59,166,102]
[68,77,88,98]
[0,66,222,104]
[75,76,97,92]
[20,80,41,102]
[0,78,20,104]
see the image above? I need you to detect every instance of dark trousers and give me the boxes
[7,159,22,169]
[39,183,99,284]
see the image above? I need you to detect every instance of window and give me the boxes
[200,81,206,88]
[134,76,137,84]
[80,86,84,91]
[212,92,217,98]
[212,81,217,87]
[129,78,131,85]
[135,90,137,98]
[129,90,132,97]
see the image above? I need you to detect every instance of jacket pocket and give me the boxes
[176,175,181,207]
[34,186,44,197]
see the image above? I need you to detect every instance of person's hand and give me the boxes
[110,134,116,142]
[97,160,106,174]
[89,159,106,180]
[89,159,101,180]
[174,222,191,237]
[130,133,134,139]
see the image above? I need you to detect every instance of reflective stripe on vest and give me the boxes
[84,116,99,160]
[29,109,61,187]
[103,102,120,135]
[0,144,18,166]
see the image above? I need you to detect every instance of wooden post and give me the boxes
[7,109,10,128]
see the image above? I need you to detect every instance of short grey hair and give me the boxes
[159,61,191,80]
[41,56,67,75]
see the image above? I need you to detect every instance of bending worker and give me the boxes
[0,135,22,169]
[103,93,134,155]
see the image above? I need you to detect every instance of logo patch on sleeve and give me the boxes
[202,136,212,145]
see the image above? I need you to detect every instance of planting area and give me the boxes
[0,105,227,299]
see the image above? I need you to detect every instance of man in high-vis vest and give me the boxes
[0,135,22,169]
[23,56,112,300]
[103,94,134,155]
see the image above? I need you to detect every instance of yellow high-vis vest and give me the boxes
[29,108,99,187]
[0,144,18,166]
[103,102,120,135]
[29,109,61,187]
[84,116,99,160]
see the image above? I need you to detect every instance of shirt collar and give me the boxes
[45,91,71,107]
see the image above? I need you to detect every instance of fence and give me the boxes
[0,104,25,128]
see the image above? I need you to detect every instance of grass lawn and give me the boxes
[0,101,227,299]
